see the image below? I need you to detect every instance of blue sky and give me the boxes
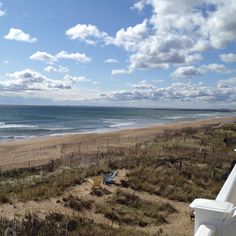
[0,0,235,108]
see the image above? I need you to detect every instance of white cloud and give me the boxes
[30,51,56,63]
[111,69,131,75]
[30,51,91,64]
[4,28,37,43]
[44,66,69,73]
[218,77,236,88]
[133,80,155,89]
[0,69,97,102]
[172,64,231,78]
[202,0,236,48]
[58,66,69,73]
[171,66,202,78]
[63,74,90,83]
[113,19,148,51]
[103,81,236,105]
[201,64,230,73]
[44,66,57,73]
[56,51,91,63]
[104,58,119,64]
[66,23,111,45]
[132,0,150,12]
[65,0,236,74]
[0,2,6,16]
[2,69,72,91]
[220,53,236,63]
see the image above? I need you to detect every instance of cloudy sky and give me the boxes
[0,0,236,108]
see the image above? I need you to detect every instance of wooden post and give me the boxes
[111,208,114,229]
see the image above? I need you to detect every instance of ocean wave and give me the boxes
[109,122,134,128]
[0,122,74,131]
[0,123,39,129]
[164,116,186,120]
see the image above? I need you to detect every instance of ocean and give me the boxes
[0,105,235,141]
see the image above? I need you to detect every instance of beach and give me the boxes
[0,116,235,172]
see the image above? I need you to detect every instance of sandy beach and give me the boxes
[0,116,235,171]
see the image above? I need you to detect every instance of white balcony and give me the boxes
[190,164,236,236]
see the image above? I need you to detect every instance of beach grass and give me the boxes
[0,120,235,235]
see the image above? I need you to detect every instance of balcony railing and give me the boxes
[190,164,236,236]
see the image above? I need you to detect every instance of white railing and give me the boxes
[195,225,216,236]
[190,164,236,236]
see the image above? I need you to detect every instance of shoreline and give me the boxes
[1,115,236,145]
[0,115,235,171]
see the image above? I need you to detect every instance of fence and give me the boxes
[0,133,161,173]
[0,125,229,174]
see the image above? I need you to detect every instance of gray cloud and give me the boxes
[1,69,75,92]
[102,80,236,104]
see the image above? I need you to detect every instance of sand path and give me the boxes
[0,169,193,235]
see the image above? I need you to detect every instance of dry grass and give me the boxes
[96,189,176,227]
[63,195,94,211]
[0,122,235,235]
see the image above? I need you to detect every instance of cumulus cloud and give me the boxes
[218,77,236,88]
[44,66,69,73]
[56,51,91,63]
[30,51,91,64]
[113,19,148,51]
[131,0,150,12]
[104,58,119,64]
[30,51,56,63]
[4,28,37,43]
[171,66,202,78]
[66,23,112,45]
[201,64,230,73]
[103,81,236,104]
[172,64,231,78]
[2,69,73,91]
[111,69,131,75]
[63,74,90,83]
[66,0,236,74]
[0,69,91,94]
[220,53,236,63]
[0,2,6,16]
[133,80,155,89]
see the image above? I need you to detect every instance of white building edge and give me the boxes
[190,164,236,236]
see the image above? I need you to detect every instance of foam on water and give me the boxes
[0,106,234,141]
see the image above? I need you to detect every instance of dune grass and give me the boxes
[96,189,176,227]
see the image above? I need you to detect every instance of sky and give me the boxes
[0,0,236,108]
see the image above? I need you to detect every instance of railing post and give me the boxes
[195,225,216,236]
[190,198,234,236]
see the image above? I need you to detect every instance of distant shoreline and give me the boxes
[0,105,235,143]
[0,115,235,172]
[1,115,236,145]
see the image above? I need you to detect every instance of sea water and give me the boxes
[0,105,235,141]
